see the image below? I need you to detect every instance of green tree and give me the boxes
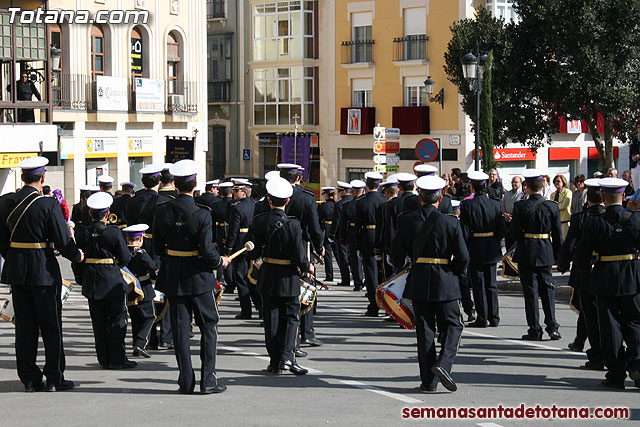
[480,51,496,172]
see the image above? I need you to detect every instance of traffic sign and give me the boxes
[374,164,387,173]
[415,138,439,163]
[242,149,251,161]
[373,141,400,154]
[373,127,400,142]
[385,165,400,173]
[385,155,400,164]
[373,154,387,164]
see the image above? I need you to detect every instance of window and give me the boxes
[351,12,372,63]
[208,34,233,102]
[352,78,372,108]
[402,8,426,60]
[130,26,143,80]
[486,0,518,24]
[253,66,315,126]
[404,77,426,106]
[253,1,315,61]
[208,125,227,178]
[50,24,62,106]
[91,24,105,80]
[167,32,180,95]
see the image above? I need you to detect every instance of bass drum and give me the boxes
[376,267,415,330]
[2,279,74,324]
[501,244,519,280]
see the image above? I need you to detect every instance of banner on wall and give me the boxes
[281,136,311,182]
[165,137,194,163]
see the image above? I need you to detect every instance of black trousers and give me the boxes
[570,289,587,346]
[169,291,220,393]
[222,260,234,292]
[149,302,173,348]
[362,254,379,314]
[414,299,463,387]
[347,244,363,289]
[299,301,315,342]
[336,242,351,285]
[323,241,334,281]
[88,294,127,366]
[128,299,156,349]
[234,255,261,316]
[518,265,558,335]
[459,269,475,318]
[596,293,640,382]
[12,284,65,386]
[263,295,300,367]
[469,264,499,326]
[578,291,602,364]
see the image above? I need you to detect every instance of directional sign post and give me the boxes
[373,125,401,178]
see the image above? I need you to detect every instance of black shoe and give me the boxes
[467,313,476,323]
[467,320,487,328]
[353,287,361,292]
[600,379,625,389]
[522,333,543,341]
[158,343,174,350]
[431,365,457,392]
[419,382,437,392]
[364,311,379,317]
[634,379,640,389]
[265,365,279,374]
[133,346,151,358]
[582,361,605,371]
[629,371,640,381]
[46,379,74,392]
[489,321,499,327]
[24,381,45,393]
[279,360,308,375]
[568,342,584,352]
[548,331,562,340]
[201,383,227,394]
[294,349,308,358]
[301,338,323,347]
[109,360,138,370]
[235,313,252,319]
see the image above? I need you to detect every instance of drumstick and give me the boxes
[227,241,255,262]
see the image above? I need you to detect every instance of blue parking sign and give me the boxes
[243,149,251,161]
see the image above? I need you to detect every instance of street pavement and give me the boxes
[0,258,638,426]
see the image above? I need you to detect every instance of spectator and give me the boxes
[606,168,618,178]
[570,180,577,192]
[52,189,70,221]
[442,173,455,197]
[541,175,554,200]
[550,175,572,238]
[622,169,635,199]
[501,175,524,250]
[451,168,463,200]
[487,168,504,201]
[592,171,603,178]
[8,72,42,122]
[571,174,587,214]
[42,185,51,196]
[628,119,640,190]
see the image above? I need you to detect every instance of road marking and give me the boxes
[339,380,422,404]
[463,330,565,352]
[477,423,504,427]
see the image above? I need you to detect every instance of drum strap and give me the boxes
[7,191,43,241]
[411,210,440,264]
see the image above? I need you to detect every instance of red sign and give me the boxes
[373,141,400,154]
[549,147,580,160]
[588,146,619,160]
[415,138,439,163]
[493,148,536,162]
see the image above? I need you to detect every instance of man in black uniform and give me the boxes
[153,159,231,394]
[558,178,605,370]
[391,175,469,392]
[575,177,640,389]
[510,169,563,341]
[414,164,453,214]
[329,181,353,287]
[461,171,507,328]
[212,182,234,292]
[109,181,135,229]
[248,177,312,375]
[98,175,115,194]
[71,185,92,227]
[279,163,324,348]
[450,200,476,322]
[317,187,336,282]
[340,180,365,291]
[356,172,386,317]
[196,180,221,208]
[375,177,399,281]
[226,179,258,318]
[0,157,83,392]
[159,163,179,199]
[75,192,136,370]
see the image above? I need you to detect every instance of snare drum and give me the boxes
[214,279,224,304]
[122,267,144,306]
[0,298,15,323]
[299,281,317,315]
[153,289,169,323]
[501,244,519,280]
[376,267,415,329]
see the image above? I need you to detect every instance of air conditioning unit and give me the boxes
[168,94,185,111]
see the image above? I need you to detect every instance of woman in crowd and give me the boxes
[542,175,554,200]
[53,189,70,221]
[550,175,572,237]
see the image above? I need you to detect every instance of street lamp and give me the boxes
[461,48,488,171]
[50,45,61,71]
[423,76,444,109]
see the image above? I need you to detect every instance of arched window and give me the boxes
[167,31,180,94]
[130,27,143,80]
[91,24,104,81]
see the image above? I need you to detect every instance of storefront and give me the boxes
[491,148,537,182]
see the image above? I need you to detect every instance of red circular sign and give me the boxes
[415,138,439,163]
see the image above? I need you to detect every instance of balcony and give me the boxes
[208,81,231,103]
[341,40,375,65]
[393,35,429,63]
[52,74,88,111]
[340,107,375,135]
[207,0,225,19]
[392,106,430,135]
[166,81,199,113]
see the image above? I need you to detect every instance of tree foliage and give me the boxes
[480,51,496,172]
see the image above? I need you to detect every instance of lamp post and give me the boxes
[461,46,487,171]
[423,76,444,109]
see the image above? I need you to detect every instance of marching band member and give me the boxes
[212,182,235,293]
[329,181,353,287]
[159,163,179,199]
[450,200,476,323]
[375,177,399,281]
[317,187,336,282]
[98,175,115,194]
[247,177,312,375]
[391,175,469,392]
[0,157,83,392]
[153,159,230,394]
[109,182,135,228]
[340,180,365,291]
[75,192,135,370]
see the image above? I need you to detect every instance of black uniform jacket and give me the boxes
[286,185,323,253]
[195,192,221,209]
[70,202,89,227]
[0,186,82,286]
[391,204,469,302]
[75,221,131,300]
[153,194,223,297]
[558,204,605,290]
[248,209,309,297]
[339,196,360,247]
[329,194,352,243]
[356,190,386,255]
[575,204,640,296]
[460,194,507,264]
[211,196,233,250]
[109,193,131,227]
[226,197,255,254]
[126,189,158,228]
[253,197,271,218]
[126,246,158,302]
[509,194,563,267]
[317,199,335,244]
